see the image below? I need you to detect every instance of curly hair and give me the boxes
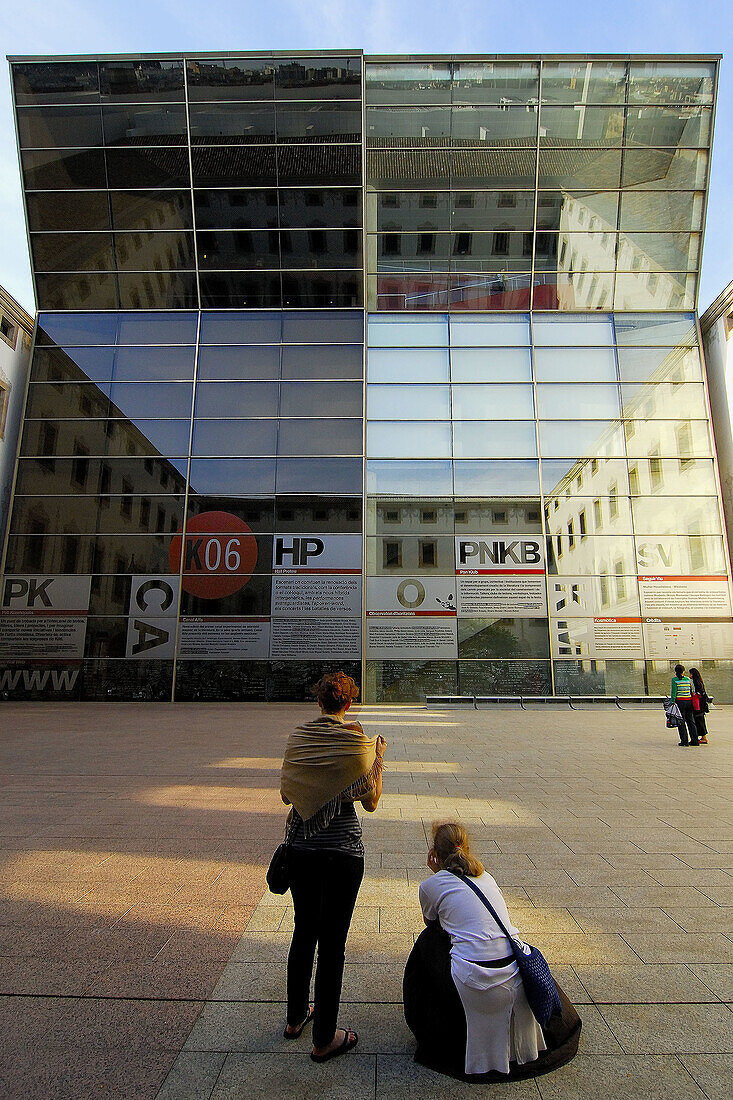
[432,821,484,878]
[311,670,360,714]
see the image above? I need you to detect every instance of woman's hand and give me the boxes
[376,736,387,758]
[427,847,441,873]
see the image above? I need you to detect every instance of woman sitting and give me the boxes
[403,822,581,1082]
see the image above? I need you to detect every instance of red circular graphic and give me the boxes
[169,511,259,600]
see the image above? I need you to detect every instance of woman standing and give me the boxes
[279,670,386,1062]
[670,663,699,746]
[404,822,581,1081]
[689,667,710,744]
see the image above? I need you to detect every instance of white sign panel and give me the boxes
[455,534,546,616]
[0,575,91,659]
[269,617,361,660]
[551,616,644,659]
[272,575,361,617]
[366,615,458,659]
[178,617,270,658]
[272,534,362,574]
[548,575,640,618]
[125,575,180,660]
[366,577,457,615]
[638,577,732,618]
[643,620,733,660]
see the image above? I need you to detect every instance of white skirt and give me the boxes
[451,957,546,1076]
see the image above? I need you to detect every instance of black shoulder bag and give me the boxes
[461,874,562,1028]
[266,814,294,895]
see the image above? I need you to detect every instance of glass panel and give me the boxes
[621,381,707,419]
[188,458,276,496]
[452,62,539,105]
[24,382,109,419]
[280,272,362,308]
[541,458,630,495]
[367,347,449,383]
[194,382,279,418]
[366,661,458,704]
[31,232,115,272]
[622,148,709,191]
[541,61,627,105]
[646,660,733,705]
[614,272,696,312]
[277,144,362,185]
[534,232,617,272]
[367,148,451,189]
[277,419,362,456]
[191,146,277,186]
[367,316,449,347]
[619,191,704,234]
[186,58,275,101]
[282,311,363,343]
[635,535,727,575]
[371,191,451,234]
[627,457,717,495]
[536,383,620,419]
[35,273,118,311]
[451,383,534,419]
[105,147,190,188]
[191,419,278,456]
[279,382,362,417]
[4,534,175,575]
[545,495,633,535]
[16,106,103,148]
[275,496,361,531]
[538,421,626,457]
[458,660,552,696]
[188,102,276,143]
[282,345,363,380]
[279,188,362,229]
[632,496,721,536]
[624,419,711,457]
[451,148,537,188]
[273,57,361,99]
[365,534,455,574]
[533,347,617,382]
[276,102,361,142]
[31,346,116,384]
[83,660,174,702]
[111,190,193,231]
[36,312,119,346]
[546,534,637,576]
[98,60,185,100]
[554,660,645,696]
[532,317,615,345]
[13,61,100,104]
[116,312,198,344]
[9,495,184,535]
[275,458,362,494]
[366,460,453,495]
[194,188,278,230]
[365,62,452,105]
[458,618,550,659]
[114,230,195,272]
[616,233,700,274]
[538,148,621,189]
[25,190,110,232]
[22,148,107,190]
[101,103,187,144]
[449,316,530,346]
[117,272,198,310]
[450,191,535,231]
[452,421,537,459]
[452,497,542,530]
[368,498,455,534]
[367,421,451,458]
[197,229,280,270]
[367,383,450,420]
[12,456,187,496]
[450,347,532,382]
[197,345,281,381]
[200,311,281,343]
[112,347,196,381]
[617,345,702,383]
[451,106,538,146]
[536,190,619,233]
[453,460,539,496]
[108,381,192,420]
[614,313,697,346]
[280,229,362,270]
[625,106,711,149]
[540,106,625,145]
[628,62,716,106]
[199,272,282,308]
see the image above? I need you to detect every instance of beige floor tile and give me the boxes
[568,907,682,933]
[600,1002,733,1054]
[621,932,733,965]
[679,1053,733,1100]
[573,964,720,1003]
[688,964,733,1000]
[534,1054,706,1100]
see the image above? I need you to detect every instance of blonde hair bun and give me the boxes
[432,821,484,877]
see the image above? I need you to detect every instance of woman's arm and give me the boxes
[670,677,677,702]
[360,736,386,812]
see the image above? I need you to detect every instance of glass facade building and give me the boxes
[2,52,731,702]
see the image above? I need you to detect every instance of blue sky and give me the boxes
[2,0,732,315]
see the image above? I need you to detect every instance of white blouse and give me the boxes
[418,869,519,963]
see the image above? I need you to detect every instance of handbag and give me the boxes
[692,692,701,712]
[266,816,293,895]
[664,699,682,728]
[460,874,562,1028]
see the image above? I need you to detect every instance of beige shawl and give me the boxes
[280,715,382,837]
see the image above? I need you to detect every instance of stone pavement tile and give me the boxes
[688,964,733,1000]
[346,932,415,963]
[621,932,733,964]
[574,1004,624,1053]
[548,966,593,1004]
[85,959,224,1000]
[278,905,381,934]
[662,907,733,933]
[209,1051,376,1099]
[533,1054,705,1100]
[697,885,733,905]
[679,1053,733,1100]
[0,954,112,996]
[0,1040,176,1100]
[342,963,405,1003]
[609,886,714,907]
[528,933,640,965]
[244,906,287,932]
[673,853,733,869]
[524,887,629,908]
[599,1003,733,1054]
[378,907,427,934]
[568,907,682,933]
[375,1054,538,1098]
[510,907,584,934]
[156,1052,227,1100]
[645,868,733,887]
[228,932,291,964]
[572,964,720,1003]
[601,854,687,870]
[40,997,203,1051]
[209,962,285,1002]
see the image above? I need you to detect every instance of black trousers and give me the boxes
[287,848,364,1048]
[677,700,699,744]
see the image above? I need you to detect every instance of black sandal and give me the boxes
[311,1028,358,1063]
[283,1004,314,1040]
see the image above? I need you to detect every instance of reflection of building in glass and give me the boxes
[0,286,33,552]
[2,52,731,702]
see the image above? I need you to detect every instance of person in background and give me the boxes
[671,663,699,746]
[689,667,710,744]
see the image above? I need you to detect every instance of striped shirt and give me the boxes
[671,675,693,701]
[290,801,364,857]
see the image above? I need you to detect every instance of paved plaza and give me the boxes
[1,701,733,1099]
